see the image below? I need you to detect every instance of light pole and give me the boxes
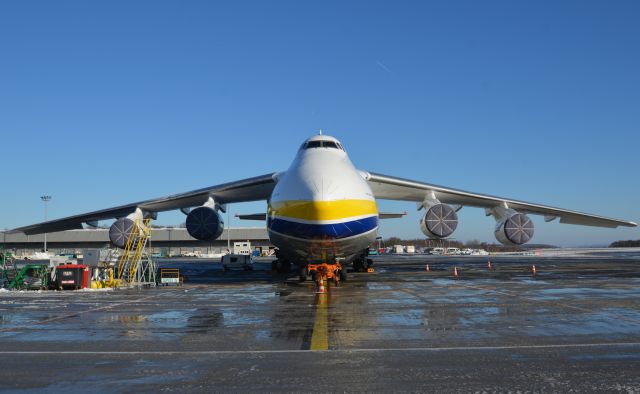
[40,195,51,252]
[167,228,172,257]
[227,209,231,252]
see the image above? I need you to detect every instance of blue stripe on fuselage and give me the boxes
[267,216,378,240]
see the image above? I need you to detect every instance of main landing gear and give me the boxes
[271,259,291,274]
[352,249,373,273]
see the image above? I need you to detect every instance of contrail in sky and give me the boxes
[376,60,393,75]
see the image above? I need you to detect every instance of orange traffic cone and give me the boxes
[453,266,459,279]
[425,264,430,272]
[487,261,492,270]
[531,264,537,276]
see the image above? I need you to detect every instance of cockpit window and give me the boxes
[323,141,338,149]
[302,140,343,150]
[306,140,323,149]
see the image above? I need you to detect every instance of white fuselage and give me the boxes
[267,137,378,265]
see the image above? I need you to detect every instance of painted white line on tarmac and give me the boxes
[1,342,640,355]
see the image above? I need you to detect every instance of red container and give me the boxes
[54,264,90,290]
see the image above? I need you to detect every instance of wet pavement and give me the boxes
[1,253,640,392]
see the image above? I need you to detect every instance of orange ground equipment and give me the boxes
[307,262,343,285]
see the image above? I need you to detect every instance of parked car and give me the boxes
[429,247,444,255]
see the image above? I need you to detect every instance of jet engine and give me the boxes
[420,203,458,238]
[494,212,534,245]
[109,218,139,249]
[186,206,224,241]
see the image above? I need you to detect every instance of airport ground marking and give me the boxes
[2,342,640,356]
[309,293,329,350]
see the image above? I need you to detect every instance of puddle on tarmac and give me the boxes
[377,309,425,326]
[570,353,640,361]
[221,309,269,327]
[523,308,640,336]
[530,287,639,301]
[368,292,422,305]
[147,310,196,329]
[192,285,278,304]
[456,306,501,324]
[366,283,393,291]
[518,278,549,285]
[0,313,56,328]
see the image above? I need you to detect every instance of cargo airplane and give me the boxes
[11,133,637,280]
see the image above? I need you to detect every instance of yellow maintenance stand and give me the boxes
[115,218,157,288]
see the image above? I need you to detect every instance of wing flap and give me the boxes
[10,173,277,235]
[365,171,636,229]
[236,213,267,221]
[379,212,408,219]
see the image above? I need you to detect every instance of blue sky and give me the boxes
[0,0,638,246]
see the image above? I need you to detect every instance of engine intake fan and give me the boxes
[420,204,458,238]
[109,218,139,249]
[186,206,224,241]
[495,212,534,245]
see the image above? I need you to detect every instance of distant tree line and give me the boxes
[609,240,640,247]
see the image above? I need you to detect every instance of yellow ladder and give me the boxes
[116,218,153,286]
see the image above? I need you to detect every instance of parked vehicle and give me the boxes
[221,254,253,271]
[429,247,444,255]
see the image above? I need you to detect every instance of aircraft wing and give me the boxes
[364,172,637,228]
[10,173,278,235]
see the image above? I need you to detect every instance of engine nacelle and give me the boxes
[420,203,458,239]
[109,218,139,249]
[494,212,534,245]
[186,206,224,241]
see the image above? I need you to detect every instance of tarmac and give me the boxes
[1,252,640,393]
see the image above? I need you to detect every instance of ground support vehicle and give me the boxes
[158,268,182,286]
[302,262,345,284]
[221,254,253,271]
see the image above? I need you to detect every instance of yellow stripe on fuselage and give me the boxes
[269,199,378,221]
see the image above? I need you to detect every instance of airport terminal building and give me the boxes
[0,227,272,257]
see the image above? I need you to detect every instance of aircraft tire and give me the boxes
[299,267,308,282]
